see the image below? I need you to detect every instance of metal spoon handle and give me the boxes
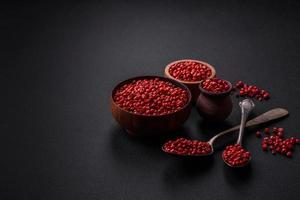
[237,99,255,145]
[208,107,288,146]
[208,108,288,145]
[208,126,240,145]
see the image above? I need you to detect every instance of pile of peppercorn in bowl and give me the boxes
[111,76,192,136]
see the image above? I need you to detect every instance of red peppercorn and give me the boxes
[286,151,292,157]
[222,144,251,167]
[264,128,270,134]
[256,131,262,138]
[235,80,245,88]
[255,127,298,159]
[201,78,231,93]
[114,78,189,116]
[277,131,284,137]
[262,143,268,151]
[281,148,287,154]
[234,81,270,101]
[169,61,212,82]
[163,138,212,156]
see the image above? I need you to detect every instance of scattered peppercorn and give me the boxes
[168,61,212,82]
[264,127,270,134]
[222,144,251,167]
[257,127,300,158]
[163,138,212,156]
[286,151,293,157]
[256,131,262,138]
[113,78,189,115]
[235,80,270,101]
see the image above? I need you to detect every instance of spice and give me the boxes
[222,144,251,167]
[257,127,300,158]
[163,138,212,155]
[168,61,212,82]
[264,127,270,134]
[256,131,262,138]
[235,80,270,101]
[201,78,231,93]
[113,78,189,116]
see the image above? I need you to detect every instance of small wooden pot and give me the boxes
[196,80,233,122]
[164,59,216,102]
[111,76,192,136]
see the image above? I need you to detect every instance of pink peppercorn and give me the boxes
[169,61,212,82]
[262,143,268,151]
[256,131,262,138]
[235,80,244,88]
[257,127,299,158]
[201,78,231,93]
[264,128,270,134]
[163,138,212,156]
[286,151,293,157]
[277,131,284,137]
[113,78,188,116]
[272,127,278,133]
[235,80,270,101]
[222,144,251,167]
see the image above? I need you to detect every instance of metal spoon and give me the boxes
[222,99,255,167]
[162,107,288,157]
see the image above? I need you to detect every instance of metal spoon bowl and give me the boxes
[222,99,255,168]
[223,153,252,168]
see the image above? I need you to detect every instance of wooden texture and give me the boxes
[246,108,289,127]
[111,76,192,136]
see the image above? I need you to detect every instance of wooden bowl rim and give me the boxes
[164,59,216,84]
[111,75,192,117]
[198,79,233,96]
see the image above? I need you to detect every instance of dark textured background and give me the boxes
[2,1,300,199]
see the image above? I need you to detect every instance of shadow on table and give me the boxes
[197,119,239,150]
[109,125,191,165]
[197,119,233,138]
[109,125,190,146]
[162,156,214,186]
[223,163,253,186]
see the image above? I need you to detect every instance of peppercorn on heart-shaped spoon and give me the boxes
[222,99,255,168]
[162,107,288,157]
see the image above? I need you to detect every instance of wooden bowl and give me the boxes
[164,59,216,102]
[111,76,192,136]
[196,79,233,122]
